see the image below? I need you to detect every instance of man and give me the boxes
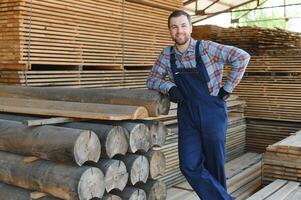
[147,10,250,200]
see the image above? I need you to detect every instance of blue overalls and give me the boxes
[170,41,233,200]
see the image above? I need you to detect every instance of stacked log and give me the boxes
[262,130,301,186]
[156,96,247,188]
[0,112,168,200]
[247,179,301,200]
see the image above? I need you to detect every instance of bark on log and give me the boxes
[0,114,129,159]
[145,150,166,180]
[136,180,167,200]
[102,193,122,200]
[137,120,167,147]
[0,182,59,200]
[0,119,100,166]
[0,151,105,200]
[111,187,146,200]
[61,122,129,158]
[0,97,148,120]
[99,121,151,153]
[115,154,149,185]
[89,159,128,192]
[0,86,170,116]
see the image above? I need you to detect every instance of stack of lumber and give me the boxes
[166,152,262,200]
[262,130,301,186]
[155,95,247,188]
[192,25,301,56]
[246,119,301,153]
[247,179,301,200]
[0,69,150,88]
[0,113,168,199]
[0,0,181,70]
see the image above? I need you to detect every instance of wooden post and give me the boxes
[145,150,166,180]
[0,119,101,166]
[0,151,105,199]
[136,180,167,200]
[115,154,149,185]
[0,86,170,116]
[89,159,128,192]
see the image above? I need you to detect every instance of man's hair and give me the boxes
[168,10,192,29]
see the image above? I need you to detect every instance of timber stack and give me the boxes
[0,86,169,200]
[193,25,301,153]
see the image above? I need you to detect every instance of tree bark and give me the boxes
[111,187,146,200]
[115,154,149,185]
[136,180,167,200]
[89,159,128,192]
[0,151,105,200]
[144,150,166,180]
[0,86,170,116]
[0,119,100,166]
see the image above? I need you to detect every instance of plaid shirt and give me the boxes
[147,38,250,96]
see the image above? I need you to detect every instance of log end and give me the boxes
[129,124,150,153]
[78,167,105,199]
[149,150,166,179]
[106,127,129,158]
[130,155,149,185]
[150,121,167,147]
[105,160,128,192]
[133,106,149,119]
[74,130,101,166]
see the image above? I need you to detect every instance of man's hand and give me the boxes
[168,86,184,103]
[218,87,230,101]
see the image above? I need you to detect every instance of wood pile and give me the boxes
[262,130,301,186]
[0,0,181,70]
[0,112,168,200]
[192,25,301,56]
[247,179,301,200]
[166,152,262,200]
[154,95,247,188]
[246,118,301,153]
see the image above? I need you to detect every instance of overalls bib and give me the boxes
[170,41,233,200]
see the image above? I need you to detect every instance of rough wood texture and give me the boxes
[112,186,147,200]
[0,151,105,199]
[0,182,60,200]
[136,180,167,200]
[145,150,166,180]
[0,86,170,116]
[102,193,122,200]
[137,120,167,147]
[0,119,100,166]
[90,159,128,192]
[0,97,149,120]
[116,154,149,185]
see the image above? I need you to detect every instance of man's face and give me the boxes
[169,15,192,46]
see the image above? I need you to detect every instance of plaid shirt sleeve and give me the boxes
[205,41,251,93]
[146,50,175,94]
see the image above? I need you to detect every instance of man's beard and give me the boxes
[173,35,190,46]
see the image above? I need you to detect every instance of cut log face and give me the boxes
[136,180,167,200]
[148,120,167,147]
[91,159,129,192]
[0,86,170,116]
[61,122,129,158]
[102,193,122,200]
[145,150,166,180]
[0,119,101,166]
[112,186,147,200]
[0,151,105,199]
[116,154,149,185]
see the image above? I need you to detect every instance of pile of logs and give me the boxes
[247,179,301,200]
[262,130,301,186]
[0,114,168,199]
[0,0,181,70]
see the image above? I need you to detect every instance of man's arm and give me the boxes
[205,41,251,93]
[146,51,176,94]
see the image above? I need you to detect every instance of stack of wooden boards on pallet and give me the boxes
[192,25,301,153]
[166,152,262,200]
[0,86,170,199]
[155,95,248,188]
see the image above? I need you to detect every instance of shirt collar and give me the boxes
[172,38,196,55]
